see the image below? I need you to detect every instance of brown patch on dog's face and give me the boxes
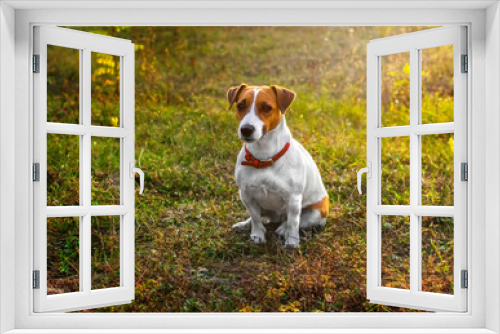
[227,85,296,138]
[233,87,254,122]
[256,88,283,134]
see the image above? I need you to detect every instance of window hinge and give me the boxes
[461,54,468,73]
[33,54,40,73]
[461,162,468,181]
[33,270,40,289]
[461,270,468,289]
[33,163,40,182]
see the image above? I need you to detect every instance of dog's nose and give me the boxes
[240,124,255,137]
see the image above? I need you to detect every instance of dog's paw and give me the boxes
[250,233,267,244]
[276,223,300,248]
[250,224,267,244]
[232,219,251,232]
[285,235,300,249]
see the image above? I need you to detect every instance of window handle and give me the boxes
[129,161,145,195]
[357,162,371,195]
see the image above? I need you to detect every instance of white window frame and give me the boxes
[0,1,499,333]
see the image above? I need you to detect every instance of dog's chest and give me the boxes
[237,169,288,210]
[247,185,287,212]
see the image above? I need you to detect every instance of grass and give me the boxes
[45,26,454,312]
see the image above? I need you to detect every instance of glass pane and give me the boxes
[47,45,80,124]
[421,45,454,124]
[47,217,79,294]
[91,137,121,205]
[381,216,410,289]
[421,217,454,294]
[422,134,454,206]
[47,134,79,206]
[381,52,410,127]
[381,136,410,205]
[91,52,120,127]
[91,216,120,290]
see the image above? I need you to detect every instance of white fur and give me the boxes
[233,115,328,248]
[238,89,264,143]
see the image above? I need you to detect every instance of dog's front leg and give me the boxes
[278,193,302,249]
[240,191,267,244]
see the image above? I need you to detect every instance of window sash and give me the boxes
[32,26,136,313]
[366,26,467,312]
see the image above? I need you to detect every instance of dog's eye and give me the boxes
[236,101,246,111]
[260,104,272,113]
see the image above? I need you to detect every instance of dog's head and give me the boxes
[227,84,296,144]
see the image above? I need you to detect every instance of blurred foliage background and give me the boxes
[45,26,455,312]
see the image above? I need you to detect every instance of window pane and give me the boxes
[421,45,454,124]
[47,134,79,206]
[381,136,410,205]
[381,216,410,290]
[421,217,454,294]
[91,52,120,127]
[421,134,454,206]
[47,217,79,294]
[91,216,120,290]
[91,137,121,205]
[47,45,80,124]
[381,52,410,127]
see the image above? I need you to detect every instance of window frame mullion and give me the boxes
[81,47,92,294]
[409,45,421,296]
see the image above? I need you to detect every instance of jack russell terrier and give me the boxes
[228,84,329,249]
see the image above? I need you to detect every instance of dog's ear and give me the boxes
[227,83,248,110]
[271,85,296,114]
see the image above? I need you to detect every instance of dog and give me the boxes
[228,84,329,249]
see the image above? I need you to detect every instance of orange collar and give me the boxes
[242,142,291,169]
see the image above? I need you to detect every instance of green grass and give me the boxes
[45,26,454,312]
